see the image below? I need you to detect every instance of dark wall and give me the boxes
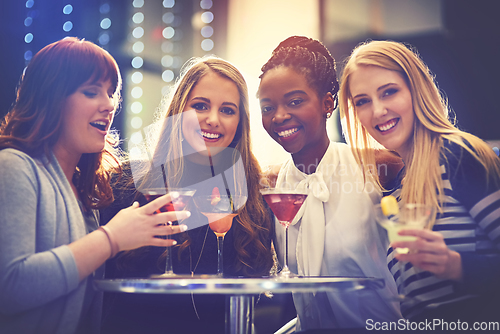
[0,1,25,118]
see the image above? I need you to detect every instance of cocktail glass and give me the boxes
[260,188,308,277]
[374,203,433,254]
[193,194,247,277]
[141,188,196,276]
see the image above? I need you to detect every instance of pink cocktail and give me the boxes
[261,189,307,276]
[193,194,247,277]
[203,213,237,236]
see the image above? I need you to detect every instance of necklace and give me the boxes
[189,224,210,276]
[188,224,210,320]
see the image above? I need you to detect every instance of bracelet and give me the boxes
[98,226,119,258]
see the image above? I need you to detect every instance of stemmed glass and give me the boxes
[260,188,308,277]
[374,200,433,301]
[374,202,432,254]
[141,188,196,277]
[193,193,247,277]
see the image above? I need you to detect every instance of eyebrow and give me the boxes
[352,83,395,100]
[259,90,307,103]
[191,96,238,109]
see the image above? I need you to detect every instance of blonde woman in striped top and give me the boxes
[339,40,500,323]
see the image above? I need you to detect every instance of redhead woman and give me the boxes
[0,37,188,334]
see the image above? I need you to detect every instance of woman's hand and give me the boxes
[106,193,190,252]
[392,229,463,281]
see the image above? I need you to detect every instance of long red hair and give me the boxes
[0,37,123,210]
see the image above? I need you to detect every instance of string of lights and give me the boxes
[98,1,112,47]
[23,0,36,66]
[199,0,214,53]
[128,0,146,146]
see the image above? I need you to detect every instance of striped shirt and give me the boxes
[384,140,500,320]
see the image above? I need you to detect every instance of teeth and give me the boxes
[202,131,221,139]
[90,121,107,131]
[378,119,396,132]
[277,128,299,137]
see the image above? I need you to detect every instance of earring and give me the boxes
[326,112,332,119]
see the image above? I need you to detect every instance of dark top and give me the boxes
[100,155,274,334]
[384,139,500,322]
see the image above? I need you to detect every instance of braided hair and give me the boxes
[260,36,339,108]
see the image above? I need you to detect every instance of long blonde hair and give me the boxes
[134,56,273,276]
[339,40,500,220]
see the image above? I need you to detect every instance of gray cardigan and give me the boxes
[0,148,101,334]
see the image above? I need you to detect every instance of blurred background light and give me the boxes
[201,26,213,38]
[132,26,144,38]
[131,87,143,99]
[131,101,143,114]
[131,71,143,83]
[131,116,143,129]
[132,12,144,24]
[100,18,111,30]
[132,41,144,53]
[133,0,144,9]
[24,33,33,43]
[200,0,213,10]
[162,70,174,82]
[131,56,143,69]
[100,3,110,14]
[63,5,73,15]
[201,39,213,51]
[163,0,175,9]
[200,11,213,24]
[63,21,73,32]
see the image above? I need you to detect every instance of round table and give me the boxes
[94,275,385,334]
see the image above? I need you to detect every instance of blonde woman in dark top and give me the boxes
[340,40,500,322]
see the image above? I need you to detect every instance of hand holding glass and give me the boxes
[141,188,195,277]
[374,203,432,254]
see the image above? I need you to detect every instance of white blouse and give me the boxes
[274,142,402,330]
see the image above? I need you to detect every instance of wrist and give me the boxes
[98,226,120,258]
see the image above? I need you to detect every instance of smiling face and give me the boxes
[259,66,331,164]
[54,79,115,160]
[349,65,415,160]
[181,71,240,157]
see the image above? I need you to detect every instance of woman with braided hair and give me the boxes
[258,36,402,331]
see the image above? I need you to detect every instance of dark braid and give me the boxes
[260,36,339,109]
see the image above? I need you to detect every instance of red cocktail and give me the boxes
[141,188,196,276]
[261,189,308,276]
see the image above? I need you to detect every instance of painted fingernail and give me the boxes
[171,191,179,199]
[180,224,188,232]
[186,211,191,217]
[171,240,177,245]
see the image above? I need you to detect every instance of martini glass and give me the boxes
[260,188,307,277]
[141,188,196,277]
[374,203,432,254]
[193,194,247,277]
